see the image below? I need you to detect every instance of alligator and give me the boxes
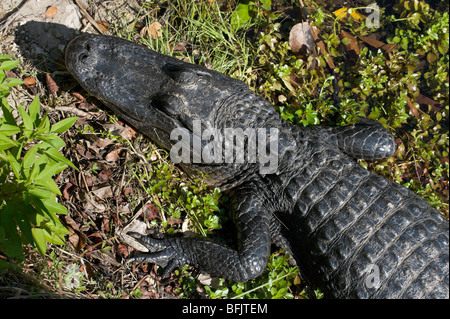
[65,34,449,298]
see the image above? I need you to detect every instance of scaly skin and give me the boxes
[66,34,449,298]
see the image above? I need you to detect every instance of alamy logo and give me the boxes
[365,3,380,28]
[365,263,381,289]
[169,120,279,174]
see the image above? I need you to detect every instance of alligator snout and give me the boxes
[65,34,100,74]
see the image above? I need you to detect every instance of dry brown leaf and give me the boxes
[72,92,86,101]
[416,93,442,112]
[340,30,360,55]
[45,6,58,19]
[173,40,191,53]
[92,186,113,200]
[94,137,114,148]
[289,22,315,58]
[45,73,59,93]
[358,35,397,54]
[310,26,335,69]
[149,21,162,39]
[144,203,160,220]
[406,96,420,119]
[80,191,106,213]
[98,169,113,181]
[96,21,109,33]
[102,123,136,139]
[105,149,121,162]
[62,182,74,200]
[24,77,36,86]
[117,244,129,258]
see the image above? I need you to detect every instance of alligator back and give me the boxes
[276,134,449,298]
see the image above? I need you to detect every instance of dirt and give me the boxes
[1,0,188,299]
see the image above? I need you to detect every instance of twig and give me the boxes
[73,0,105,34]
[0,0,31,32]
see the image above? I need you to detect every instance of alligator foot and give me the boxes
[127,232,185,278]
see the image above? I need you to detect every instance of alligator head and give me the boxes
[65,34,281,186]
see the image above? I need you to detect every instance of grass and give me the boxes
[1,0,448,299]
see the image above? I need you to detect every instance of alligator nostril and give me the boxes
[85,42,91,52]
[80,54,88,63]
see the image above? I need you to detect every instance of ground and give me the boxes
[0,0,448,299]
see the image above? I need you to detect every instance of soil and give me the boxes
[0,0,187,299]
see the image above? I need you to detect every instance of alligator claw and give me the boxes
[127,232,182,277]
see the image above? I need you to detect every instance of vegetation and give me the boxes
[0,54,77,265]
[0,0,447,299]
[111,0,448,298]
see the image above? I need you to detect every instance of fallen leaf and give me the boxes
[105,149,121,162]
[94,137,114,148]
[358,35,397,54]
[96,21,109,33]
[173,40,191,53]
[406,96,420,119]
[92,186,113,200]
[123,187,133,196]
[289,22,315,59]
[149,21,162,39]
[98,169,113,181]
[144,203,160,220]
[62,182,75,200]
[72,92,86,101]
[45,73,59,93]
[78,102,95,111]
[416,93,442,112]
[310,26,335,69]
[340,30,360,61]
[101,217,110,233]
[117,244,129,258]
[102,123,136,139]
[45,6,58,19]
[80,191,106,213]
[24,77,36,86]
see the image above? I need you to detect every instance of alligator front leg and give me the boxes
[128,185,271,282]
[307,119,396,160]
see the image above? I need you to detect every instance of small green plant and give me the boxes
[230,0,274,30]
[204,251,300,299]
[0,54,78,265]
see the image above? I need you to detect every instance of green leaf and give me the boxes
[16,210,34,245]
[5,78,24,87]
[36,116,51,134]
[17,105,33,134]
[0,123,20,136]
[5,151,21,178]
[50,117,78,134]
[0,203,24,258]
[28,96,41,125]
[31,228,46,255]
[23,144,40,169]
[41,198,68,216]
[42,226,65,245]
[35,178,62,196]
[43,147,77,170]
[1,98,17,126]
[0,53,14,62]
[0,133,20,151]
[230,3,252,30]
[38,134,66,150]
[0,60,20,71]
